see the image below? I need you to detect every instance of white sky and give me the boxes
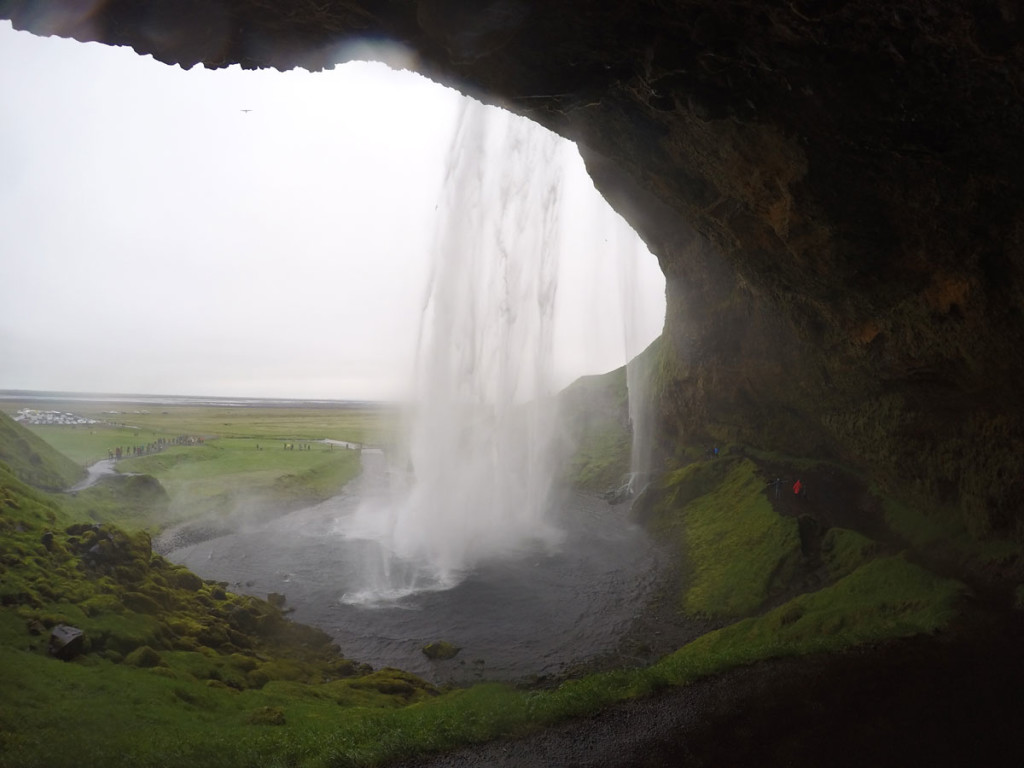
[0,22,665,401]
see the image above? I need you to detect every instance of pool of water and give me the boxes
[167,456,660,683]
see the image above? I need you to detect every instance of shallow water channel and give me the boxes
[167,452,661,683]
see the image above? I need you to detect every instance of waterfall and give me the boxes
[339,99,567,600]
[614,218,654,497]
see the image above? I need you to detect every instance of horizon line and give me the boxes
[0,388,394,406]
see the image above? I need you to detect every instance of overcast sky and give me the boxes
[0,22,665,401]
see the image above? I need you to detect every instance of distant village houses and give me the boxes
[14,409,98,426]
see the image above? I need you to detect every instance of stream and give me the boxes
[67,459,120,492]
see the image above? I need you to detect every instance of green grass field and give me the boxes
[2,399,398,463]
[114,438,361,531]
[0,399,383,532]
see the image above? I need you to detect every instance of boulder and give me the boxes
[49,624,84,660]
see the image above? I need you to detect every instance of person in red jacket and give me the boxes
[793,479,803,496]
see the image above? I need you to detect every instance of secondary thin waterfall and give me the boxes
[616,224,655,496]
[340,99,567,600]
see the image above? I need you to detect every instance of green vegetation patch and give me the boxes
[0,411,84,490]
[0,466,362,677]
[422,640,462,660]
[115,438,362,530]
[821,527,881,580]
[21,423,170,467]
[559,366,631,492]
[1,476,970,767]
[565,422,631,492]
[652,458,802,618]
[62,473,171,531]
[881,494,1023,581]
[666,555,966,669]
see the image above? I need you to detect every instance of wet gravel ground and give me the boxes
[394,606,1024,768]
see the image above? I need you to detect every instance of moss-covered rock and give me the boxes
[348,668,438,701]
[124,645,163,668]
[422,640,461,661]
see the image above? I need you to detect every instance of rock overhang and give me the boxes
[4,0,1023,538]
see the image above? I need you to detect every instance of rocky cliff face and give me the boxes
[5,0,1022,539]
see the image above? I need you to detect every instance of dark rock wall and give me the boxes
[4,0,1022,537]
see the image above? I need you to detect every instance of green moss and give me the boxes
[651,458,736,516]
[111,437,364,533]
[422,640,461,660]
[257,659,310,684]
[124,645,164,667]
[566,423,631,491]
[656,556,967,677]
[821,528,881,580]
[0,547,967,768]
[62,474,170,531]
[346,668,438,704]
[559,366,631,492]
[882,494,1023,579]
[651,458,802,618]
[821,397,1024,549]
[246,706,286,726]
[73,607,165,655]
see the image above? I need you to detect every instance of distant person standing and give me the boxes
[793,479,803,497]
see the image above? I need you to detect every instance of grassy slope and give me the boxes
[0,464,437,767]
[0,411,84,490]
[10,400,371,533]
[881,494,1023,581]
[20,423,172,466]
[650,457,803,618]
[741,445,1024,583]
[61,473,172,531]
[115,438,362,530]
[558,338,664,494]
[3,401,365,533]
[559,366,631,492]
